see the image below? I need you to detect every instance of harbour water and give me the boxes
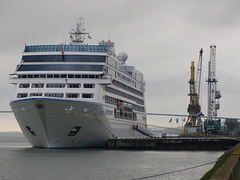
[0,132,224,180]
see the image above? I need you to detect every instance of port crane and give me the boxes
[204,45,222,133]
[184,49,203,133]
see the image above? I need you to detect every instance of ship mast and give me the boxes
[69,17,89,45]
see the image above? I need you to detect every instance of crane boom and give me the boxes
[195,49,203,101]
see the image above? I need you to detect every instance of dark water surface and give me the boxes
[0,133,223,180]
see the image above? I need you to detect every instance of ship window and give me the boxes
[47,74,54,78]
[24,45,108,53]
[19,73,100,80]
[89,75,95,79]
[31,83,44,88]
[46,83,65,88]
[66,93,79,98]
[67,84,81,88]
[83,84,95,88]
[17,93,28,98]
[105,96,116,105]
[105,96,145,113]
[22,55,107,62]
[61,74,67,78]
[44,93,64,98]
[17,64,104,72]
[30,93,42,97]
[54,74,60,78]
[106,86,144,105]
[19,83,30,88]
[26,126,37,136]
[82,93,94,98]
[95,75,100,79]
[40,74,46,78]
[67,126,81,136]
[112,79,143,97]
[75,74,81,78]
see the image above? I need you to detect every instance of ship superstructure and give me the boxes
[9,18,148,148]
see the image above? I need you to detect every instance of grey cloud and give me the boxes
[179,0,240,28]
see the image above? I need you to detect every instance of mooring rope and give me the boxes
[131,161,217,180]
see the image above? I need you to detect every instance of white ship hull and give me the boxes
[10,98,145,148]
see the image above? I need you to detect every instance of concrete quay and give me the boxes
[205,143,240,180]
[106,137,240,150]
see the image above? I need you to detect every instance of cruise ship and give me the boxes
[9,17,150,148]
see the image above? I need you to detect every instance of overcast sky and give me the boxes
[1,0,240,131]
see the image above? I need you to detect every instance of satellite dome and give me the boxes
[118,52,128,63]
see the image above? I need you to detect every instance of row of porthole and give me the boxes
[17,74,101,79]
[17,93,94,99]
[19,83,95,89]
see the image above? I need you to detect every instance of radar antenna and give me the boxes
[69,17,89,45]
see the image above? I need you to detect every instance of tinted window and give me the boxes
[61,74,67,78]
[19,84,30,88]
[82,93,94,98]
[22,55,106,62]
[66,93,79,98]
[17,93,28,98]
[67,84,81,88]
[46,84,65,88]
[17,65,104,72]
[47,74,54,78]
[24,45,108,52]
[44,93,64,98]
[83,84,95,88]
[30,93,42,97]
[32,83,44,88]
